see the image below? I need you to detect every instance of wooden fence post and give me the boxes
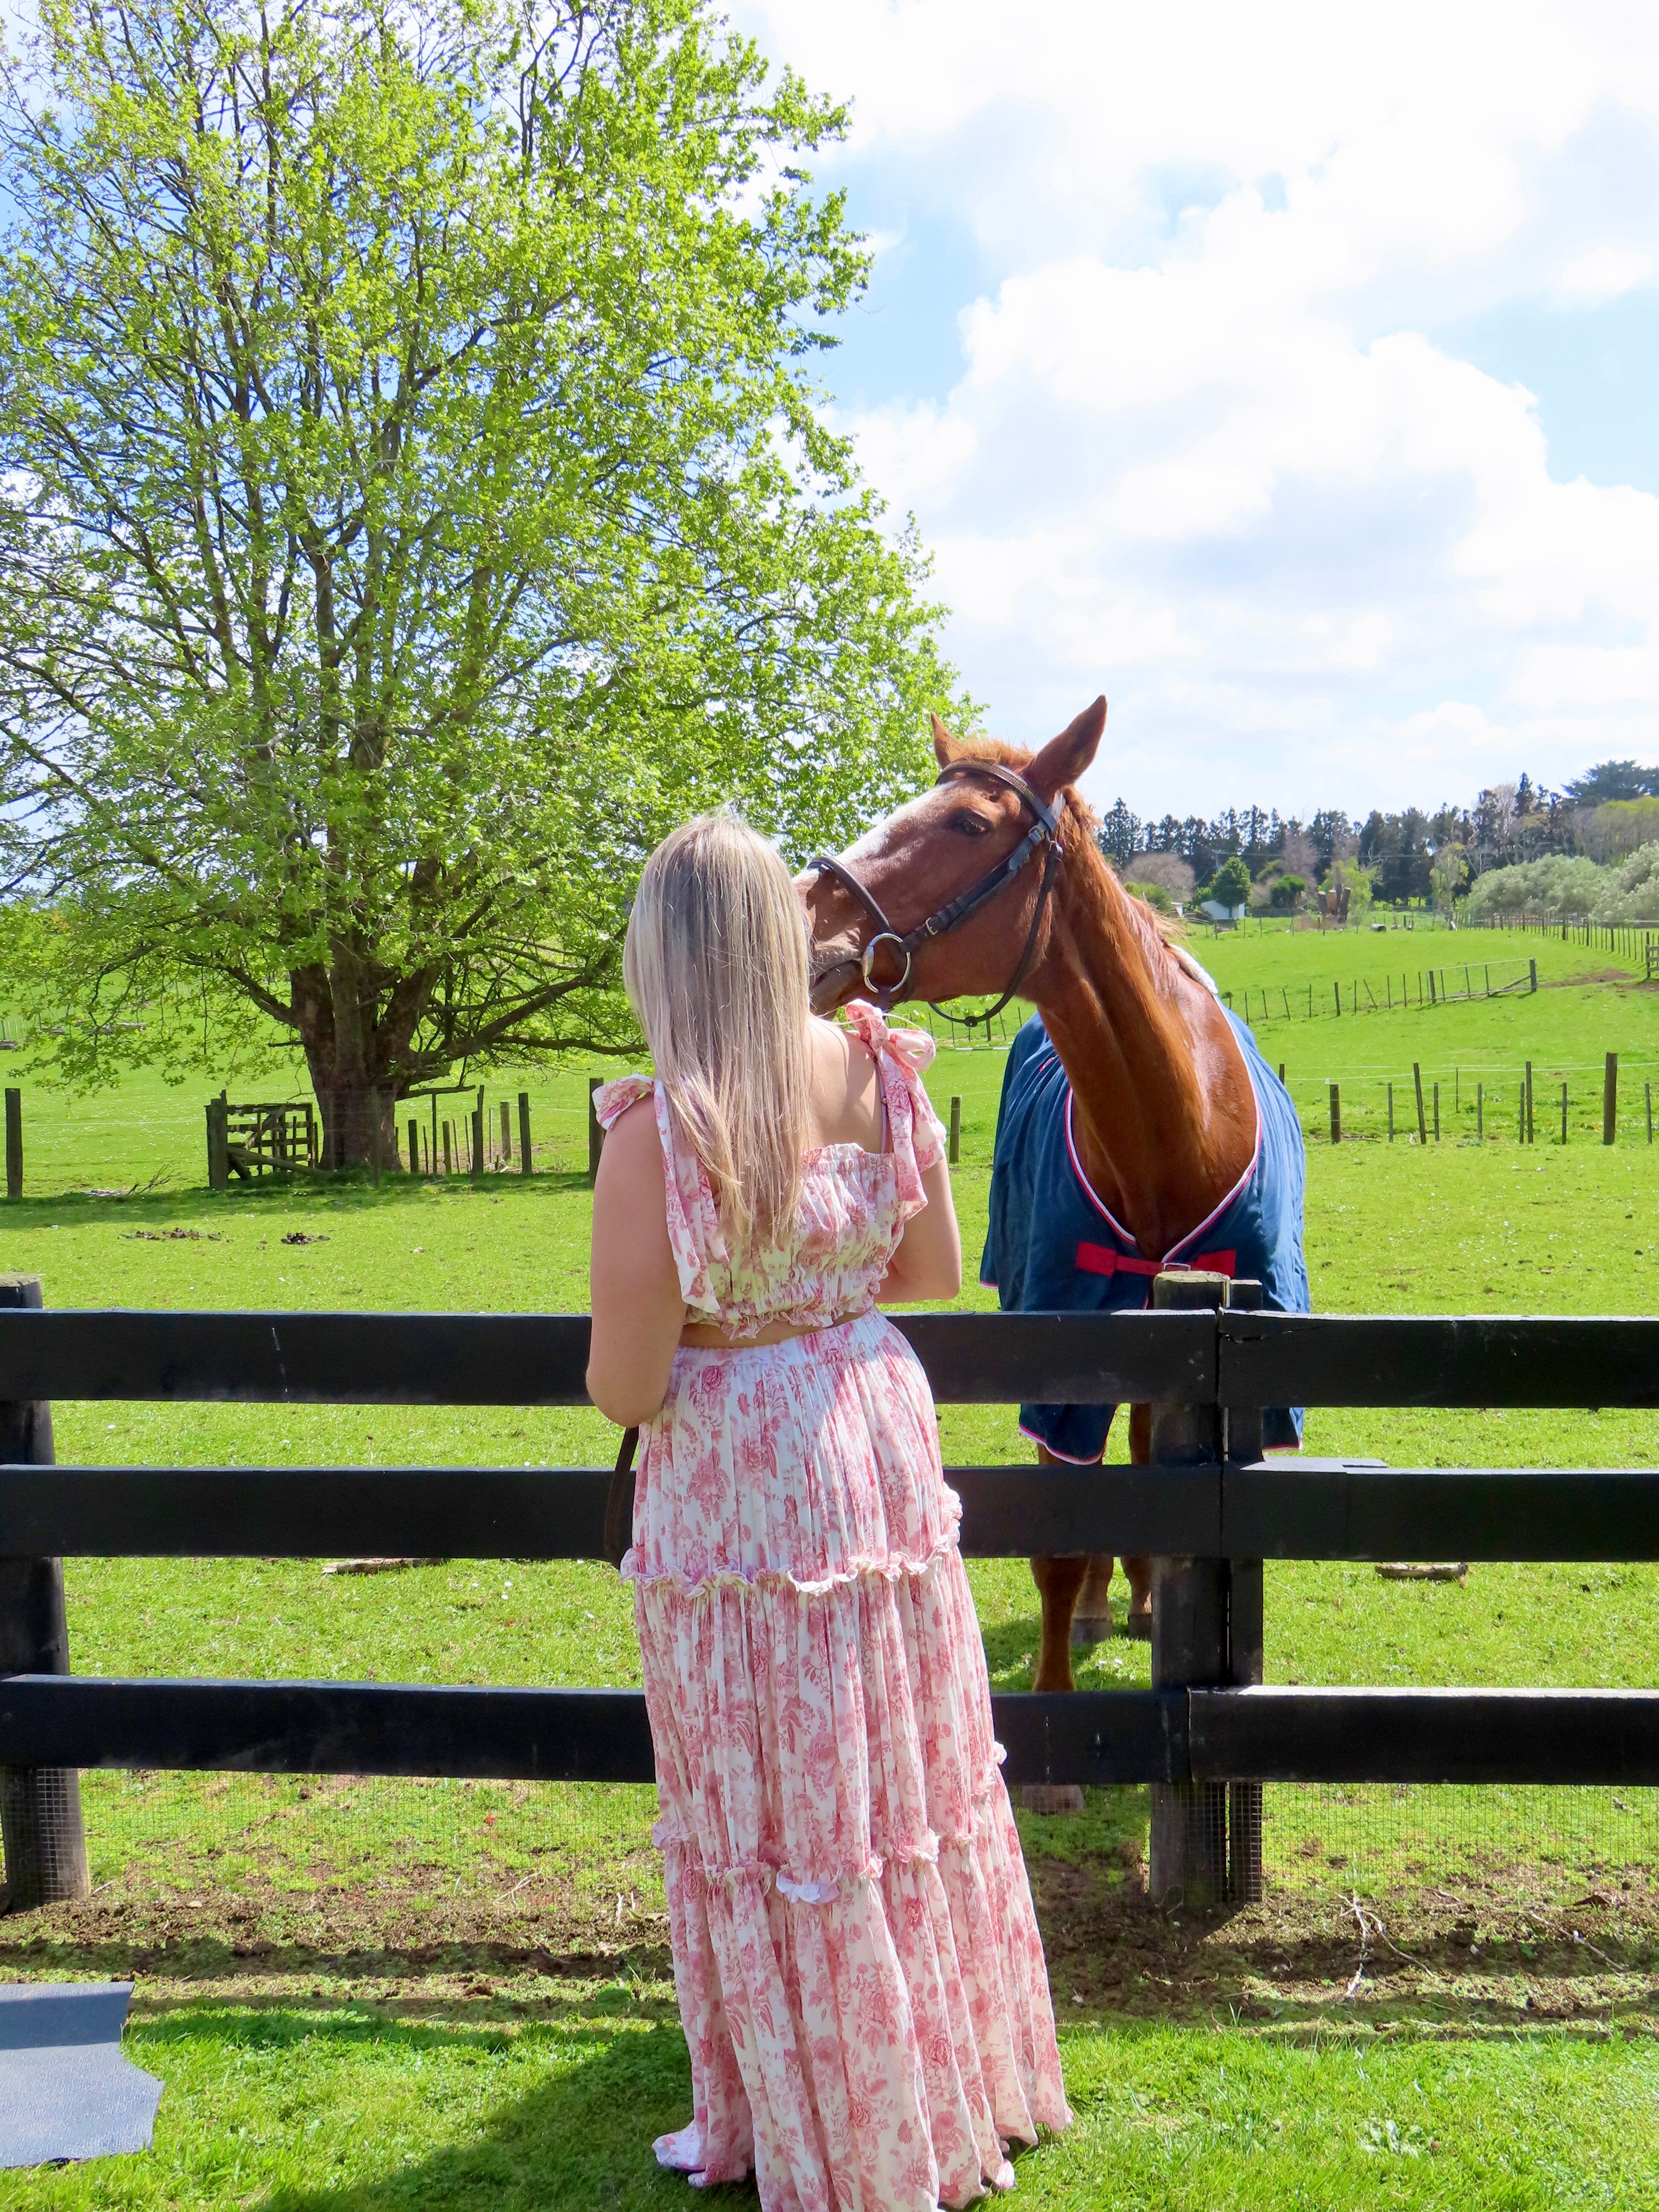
[1149,1269,1231,1910]
[1647,1081,1654,1145]
[0,1273,90,1912]
[1413,1062,1427,1145]
[1560,1083,1568,1145]
[3,1090,19,1201]
[500,1102,512,1166]
[1387,1082,1394,1141]
[471,1104,485,1181]
[205,1095,228,1191]
[442,1121,453,1176]
[518,1092,533,1177]
[1477,1082,1483,1141]
[1224,1278,1266,1904]
[408,1119,420,1177]
[1525,1061,1534,1144]
[1433,1082,1440,1142]
[588,1077,604,1182]
[1604,1054,1617,1146]
[1328,1083,1340,1144]
[949,1096,961,1165]
[1529,959,1538,992]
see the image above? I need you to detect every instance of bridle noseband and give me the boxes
[807,760,1065,1024]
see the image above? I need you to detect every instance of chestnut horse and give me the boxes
[800,697,1260,1784]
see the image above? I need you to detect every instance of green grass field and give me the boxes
[3,924,1658,2207]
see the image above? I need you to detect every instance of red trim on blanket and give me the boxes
[1076,1240,1236,1280]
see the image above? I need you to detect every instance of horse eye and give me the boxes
[949,810,992,836]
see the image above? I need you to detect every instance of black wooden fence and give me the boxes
[3,1281,1659,1914]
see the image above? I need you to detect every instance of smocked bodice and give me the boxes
[594,1002,947,1339]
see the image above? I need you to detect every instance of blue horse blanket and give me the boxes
[980,1005,1309,1461]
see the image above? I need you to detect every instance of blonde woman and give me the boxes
[589,814,1070,2211]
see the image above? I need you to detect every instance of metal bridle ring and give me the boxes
[861,931,913,997]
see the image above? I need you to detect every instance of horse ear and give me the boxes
[1026,696,1106,800]
[930,710,963,768]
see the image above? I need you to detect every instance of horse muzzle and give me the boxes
[808,955,863,1016]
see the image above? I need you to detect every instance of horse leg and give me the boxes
[1121,1403,1155,1639]
[1071,1553,1116,1648]
[1018,1551,1089,1816]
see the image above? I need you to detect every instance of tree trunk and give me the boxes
[312,1079,402,1171]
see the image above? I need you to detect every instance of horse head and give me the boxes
[799,696,1106,1015]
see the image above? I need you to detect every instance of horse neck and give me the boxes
[1027,836,1255,1258]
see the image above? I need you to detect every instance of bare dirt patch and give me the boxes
[1028,1849,1659,2033]
[5,1849,1656,2038]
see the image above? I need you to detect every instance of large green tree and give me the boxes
[0,0,956,1159]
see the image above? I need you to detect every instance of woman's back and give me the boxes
[595,1003,949,1340]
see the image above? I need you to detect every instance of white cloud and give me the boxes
[739,0,1659,812]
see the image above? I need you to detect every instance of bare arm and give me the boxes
[586,1098,687,1427]
[876,1153,962,1304]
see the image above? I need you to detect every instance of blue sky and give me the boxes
[736,0,1659,820]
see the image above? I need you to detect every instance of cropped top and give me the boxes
[593,1001,948,1339]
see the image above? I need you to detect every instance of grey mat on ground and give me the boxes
[0,1982,162,2168]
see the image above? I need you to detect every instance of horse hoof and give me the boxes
[1126,1610,1153,1642]
[1015,1785,1086,1817]
[1070,1608,1113,1650]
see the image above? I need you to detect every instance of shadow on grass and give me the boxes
[142,1999,704,2211]
[9,1169,595,1220]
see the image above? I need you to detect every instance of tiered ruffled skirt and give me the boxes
[626,1311,1071,2211]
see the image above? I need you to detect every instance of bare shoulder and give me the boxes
[595,1093,664,1185]
[807,1016,882,1148]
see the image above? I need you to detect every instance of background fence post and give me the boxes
[1224,1279,1266,1904]
[408,1118,420,1177]
[1525,1061,1534,1144]
[518,1091,533,1177]
[471,1103,484,1182]
[205,1095,228,1191]
[949,1096,961,1165]
[588,1077,603,1182]
[3,1090,19,1201]
[1328,1083,1340,1144]
[1149,1269,1230,1910]
[1413,1062,1426,1145]
[500,1101,511,1166]
[0,1273,90,1912]
[1604,1053,1617,1146]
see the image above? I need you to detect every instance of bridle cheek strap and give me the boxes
[807,760,1066,1021]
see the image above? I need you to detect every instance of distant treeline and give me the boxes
[1096,760,1659,906]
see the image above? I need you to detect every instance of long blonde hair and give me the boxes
[623,813,812,1257]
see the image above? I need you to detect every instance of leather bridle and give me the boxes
[807,760,1065,1025]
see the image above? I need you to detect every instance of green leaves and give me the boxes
[0,0,960,1121]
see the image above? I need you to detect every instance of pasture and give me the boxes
[2,924,1658,2206]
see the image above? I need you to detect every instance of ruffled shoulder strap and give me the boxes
[591,1075,725,1316]
[593,1074,655,1131]
[841,999,948,1211]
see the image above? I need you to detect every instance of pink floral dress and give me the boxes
[595,1003,1070,2212]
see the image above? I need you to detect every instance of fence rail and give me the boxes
[6,1307,1659,1408]
[1471,911,1659,964]
[4,1458,1659,1563]
[1223,958,1534,1028]
[4,1299,1659,1912]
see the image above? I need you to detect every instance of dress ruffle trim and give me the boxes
[650,1755,1011,1901]
[623,1526,961,1598]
